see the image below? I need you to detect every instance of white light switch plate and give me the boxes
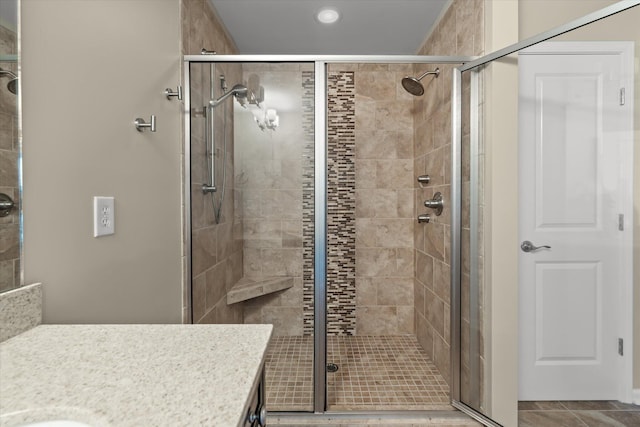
[93,196,115,237]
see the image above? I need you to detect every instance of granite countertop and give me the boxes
[0,324,273,427]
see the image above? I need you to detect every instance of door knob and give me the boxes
[521,240,551,253]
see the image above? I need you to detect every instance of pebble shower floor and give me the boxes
[265,335,451,411]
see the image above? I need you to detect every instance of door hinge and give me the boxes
[620,88,626,106]
[618,214,624,231]
[618,338,624,356]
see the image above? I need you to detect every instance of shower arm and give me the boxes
[415,69,440,82]
[209,84,248,108]
[0,68,17,79]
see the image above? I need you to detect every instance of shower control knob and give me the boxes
[424,192,444,216]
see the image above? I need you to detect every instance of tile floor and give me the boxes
[518,400,640,427]
[265,335,451,412]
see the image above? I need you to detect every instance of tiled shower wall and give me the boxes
[413,0,484,386]
[325,64,416,336]
[182,0,244,324]
[239,66,416,337]
[0,24,19,293]
[239,64,312,336]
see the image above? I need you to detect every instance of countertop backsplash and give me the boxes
[0,282,42,342]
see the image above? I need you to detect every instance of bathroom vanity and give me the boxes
[0,324,272,426]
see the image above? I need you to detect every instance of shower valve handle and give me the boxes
[424,192,444,216]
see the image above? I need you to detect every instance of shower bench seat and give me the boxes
[226,276,293,304]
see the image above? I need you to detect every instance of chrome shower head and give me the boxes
[0,68,18,95]
[401,68,440,96]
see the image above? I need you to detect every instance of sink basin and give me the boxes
[0,408,108,427]
[19,422,93,427]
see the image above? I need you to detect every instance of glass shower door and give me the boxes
[187,60,316,412]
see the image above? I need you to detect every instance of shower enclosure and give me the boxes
[184,55,474,417]
[184,3,639,424]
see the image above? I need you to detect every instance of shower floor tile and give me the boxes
[265,335,451,412]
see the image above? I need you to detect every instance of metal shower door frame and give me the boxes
[450,1,640,425]
[183,54,473,416]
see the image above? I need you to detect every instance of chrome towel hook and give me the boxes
[134,115,156,132]
[165,86,183,100]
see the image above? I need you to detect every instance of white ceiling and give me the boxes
[209,0,449,55]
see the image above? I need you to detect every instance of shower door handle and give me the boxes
[521,240,551,253]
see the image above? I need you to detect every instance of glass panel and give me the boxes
[0,0,21,293]
[324,63,451,411]
[458,4,640,424]
[188,61,315,412]
[459,66,487,414]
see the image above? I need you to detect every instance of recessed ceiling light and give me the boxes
[316,8,340,24]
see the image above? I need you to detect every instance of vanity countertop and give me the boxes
[0,324,273,427]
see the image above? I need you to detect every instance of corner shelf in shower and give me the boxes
[226,276,294,305]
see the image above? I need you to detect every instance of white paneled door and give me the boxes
[518,42,634,401]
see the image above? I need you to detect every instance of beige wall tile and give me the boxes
[356,248,397,278]
[261,248,302,277]
[416,312,434,357]
[205,260,227,310]
[356,71,397,101]
[356,277,377,306]
[426,289,445,338]
[412,0,483,381]
[415,250,434,288]
[414,279,425,317]
[356,219,413,248]
[396,248,415,277]
[192,273,206,322]
[191,226,217,277]
[433,259,451,304]
[397,306,415,334]
[433,332,451,385]
[397,189,414,218]
[424,221,445,261]
[357,306,397,335]
[377,278,414,306]
[375,101,413,132]
[263,306,303,336]
[355,189,398,218]
[355,130,400,159]
[355,98,377,130]
[376,159,413,189]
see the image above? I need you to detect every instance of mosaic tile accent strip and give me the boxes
[265,335,451,412]
[302,71,315,336]
[326,71,356,336]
